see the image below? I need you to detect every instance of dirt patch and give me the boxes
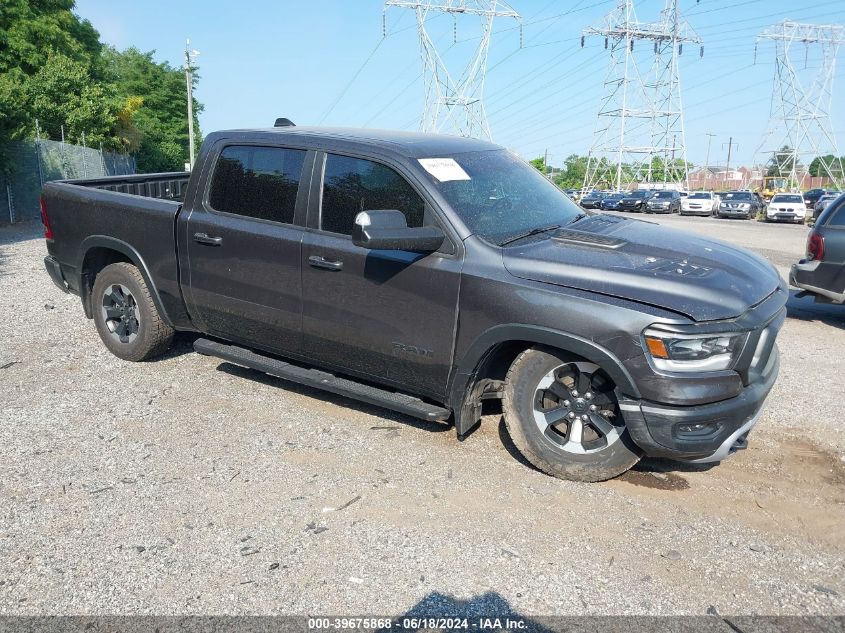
[618,469,690,491]
[782,439,845,490]
[607,434,845,551]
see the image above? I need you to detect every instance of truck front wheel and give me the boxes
[503,347,641,482]
[91,262,174,361]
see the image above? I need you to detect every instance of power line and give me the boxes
[318,38,386,125]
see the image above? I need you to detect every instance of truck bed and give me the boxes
[41,173,190,328]
[62,172,190,202]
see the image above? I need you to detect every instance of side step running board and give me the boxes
[193,338,451,422]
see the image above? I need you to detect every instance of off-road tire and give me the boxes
[91,262,174,361]
[503,346,641,482]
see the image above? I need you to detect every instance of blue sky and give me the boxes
[74,0,845,168]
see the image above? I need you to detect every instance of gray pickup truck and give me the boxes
[41,123,786,481]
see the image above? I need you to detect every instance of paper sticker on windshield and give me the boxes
[418,158,470,182]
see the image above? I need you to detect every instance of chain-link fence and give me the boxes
[0,139,136,225]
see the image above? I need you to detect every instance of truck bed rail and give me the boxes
[63,172,190,202]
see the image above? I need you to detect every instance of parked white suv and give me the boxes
[681,191,719,216]
[767,193,806,224]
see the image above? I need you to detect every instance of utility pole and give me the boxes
[384,1,521,140]
[184,40,200,170]
[723,137,736,188]
[704,132,715,188]
[724,137,735,174]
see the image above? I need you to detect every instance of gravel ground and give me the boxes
[0,216,843,617]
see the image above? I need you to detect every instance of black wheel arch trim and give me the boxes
[76,235,173,327]
[448,324,641,435]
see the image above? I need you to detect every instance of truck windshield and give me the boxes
[418,149,582,245]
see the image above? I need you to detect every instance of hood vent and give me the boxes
[552,229,626,249]
[551,214,628,248]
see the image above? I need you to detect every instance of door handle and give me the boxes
[193,232,223,246]
[308,255,343,271]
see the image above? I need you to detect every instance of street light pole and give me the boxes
[184,40,199,170]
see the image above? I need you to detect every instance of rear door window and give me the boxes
[825,197,845,226]
[320,154,425,236]
[208,145,306,224]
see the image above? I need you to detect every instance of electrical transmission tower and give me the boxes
[384,1,521,139]
[754,21,845,190]
[581,0,701,192]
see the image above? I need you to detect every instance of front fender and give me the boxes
[448,324,641,435]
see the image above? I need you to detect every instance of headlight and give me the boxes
[738,203,750,209]
[642,328,747,372]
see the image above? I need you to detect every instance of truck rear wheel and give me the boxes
[91,262,174,361]
[503,347,641,482]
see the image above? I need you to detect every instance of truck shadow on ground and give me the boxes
[151,332,203,361]
[213,361,452,434]
[381,591,747,631]
[380,591,556,633]
[786,290,844,329]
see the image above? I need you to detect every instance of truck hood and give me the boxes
[501,214,780,321]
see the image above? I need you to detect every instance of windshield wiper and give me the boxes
[563,212,588,226]
[499,224,562,246]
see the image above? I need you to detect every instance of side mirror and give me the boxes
[352,210,445,253]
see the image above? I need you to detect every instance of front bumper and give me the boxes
[680,206,711,215]
[621,346,779,461]
[718,206,751,217]
[768,210,804,222]
[618,202,643,211]
[685,412,759,463]
[619,285,786,462]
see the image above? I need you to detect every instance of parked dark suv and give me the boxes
[791,192,845,304]
[600,192,625,211]
[718,191,763,220]
[646,190,682,214]
[579,191,605,209]
[40,125,786,482]
[617,189,653,212]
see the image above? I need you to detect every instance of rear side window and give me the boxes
[320,154,424,235]
[824,196,845,226]
[209,145,306,223]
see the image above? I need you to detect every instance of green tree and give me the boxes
[767,145,800,177]
[0,0,101,77]
[529,156,547,173]
[809,154,845,178]
[0,0,105,159]
[102,46,203,172]
[26,52,116,147]
[0,2,205,174]
[552,154,588,188]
